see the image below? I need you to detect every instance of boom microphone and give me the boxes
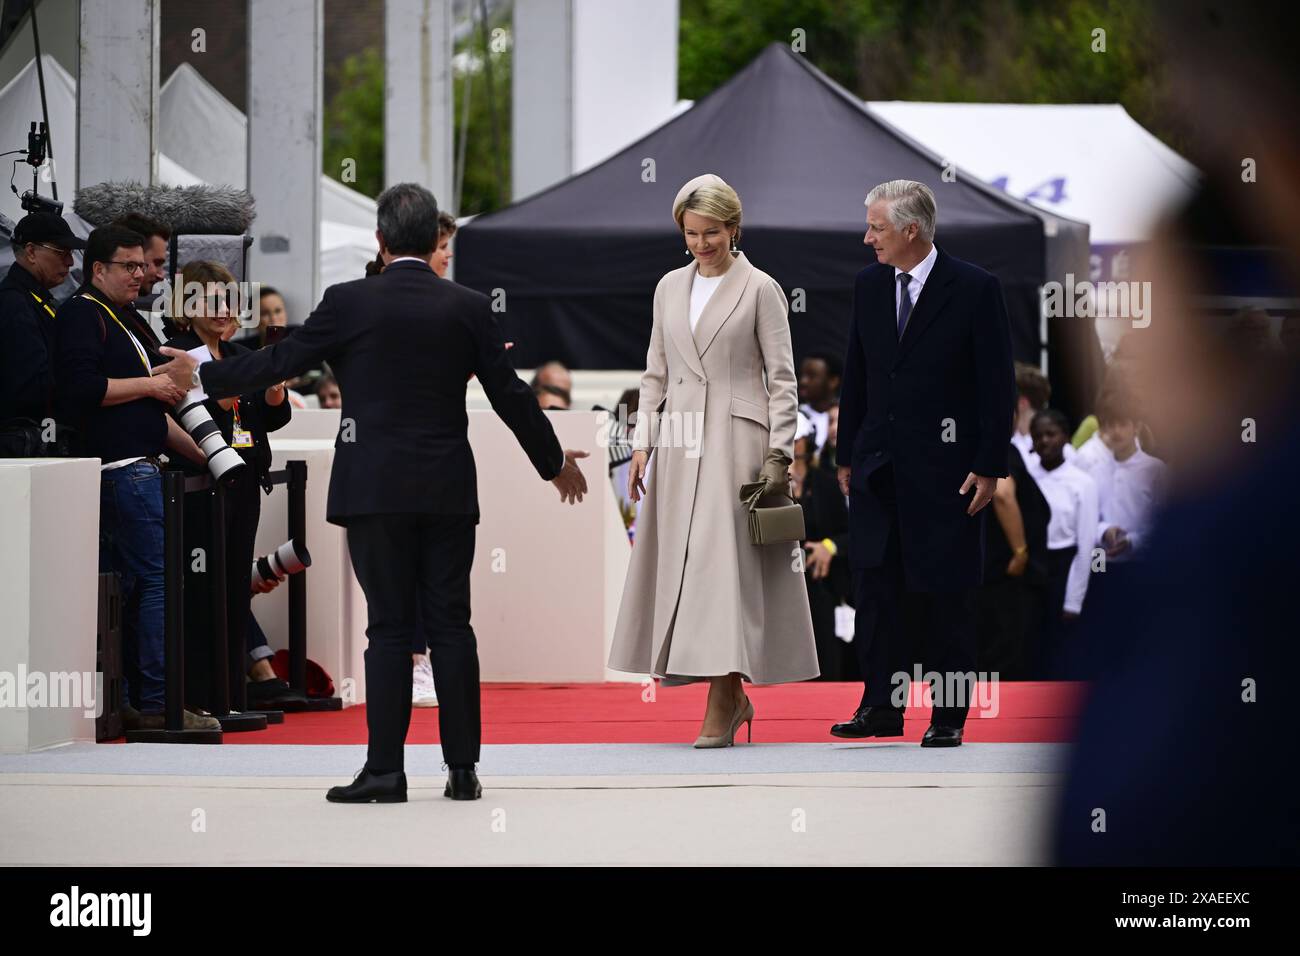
[74,181,255,235]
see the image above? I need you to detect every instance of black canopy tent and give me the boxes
[457,43,1097,417]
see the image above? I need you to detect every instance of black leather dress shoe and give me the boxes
[445,767,482,800]
[920,725,964,748]
[326,768,408,803]
[830,705,904,739]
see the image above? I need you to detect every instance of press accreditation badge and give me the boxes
[232,429,254,448]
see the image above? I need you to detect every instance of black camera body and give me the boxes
[15,121,63,216]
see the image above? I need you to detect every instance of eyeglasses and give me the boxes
[33,242,75,257]
[109,261,147,275]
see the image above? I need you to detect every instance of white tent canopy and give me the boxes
[1,56,377,295]
[866,101,1199,258]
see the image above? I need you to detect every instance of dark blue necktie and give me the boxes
[897,273,913,338]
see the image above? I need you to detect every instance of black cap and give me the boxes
[12,212,86,250]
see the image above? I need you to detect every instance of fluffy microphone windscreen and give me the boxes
[75,181,255,235]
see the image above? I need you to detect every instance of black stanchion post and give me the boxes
[125,468,221,743]
[284,459,341,712]
[208,482,230,715]
[287,459,308,694]
[205,478,266,733]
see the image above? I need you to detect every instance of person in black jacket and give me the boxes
[157,183,589,803]
[0,213,83,455]
[833,180,1016,747]
[53,225,214,733]
[165,260,293,712]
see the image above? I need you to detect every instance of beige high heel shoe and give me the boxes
[693,695,754,748]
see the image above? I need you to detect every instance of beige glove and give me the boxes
[757,448,793,498]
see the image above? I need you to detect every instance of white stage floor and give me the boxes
[0,743,1066,865]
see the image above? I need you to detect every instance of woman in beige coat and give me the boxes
[608,174,819,747]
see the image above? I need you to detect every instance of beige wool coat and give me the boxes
[608,251,820,684]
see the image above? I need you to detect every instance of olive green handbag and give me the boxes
[738,480,806,545]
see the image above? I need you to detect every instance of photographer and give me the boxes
[0,213,82,456]
[53,225,215,733]
[165,260,292,709]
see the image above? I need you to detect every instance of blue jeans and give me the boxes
[99,461,166,713]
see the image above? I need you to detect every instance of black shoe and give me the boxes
[444,767,482,800]
[326,767,408,803]
[246,677,291,699]
[247,678,308,708]
[920,725,963,748]
[830,705,904,739]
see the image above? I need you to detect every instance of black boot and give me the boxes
[326,767,408,803]
[920,724,964,748]
[830,705,905,739]
[445,765,482,800]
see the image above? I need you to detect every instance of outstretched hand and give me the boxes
[553,449,590,504]
[155,346,199,393]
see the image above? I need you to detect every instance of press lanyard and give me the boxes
[81,292,151,375]
[29,291,55,318]
[230,395,254,448]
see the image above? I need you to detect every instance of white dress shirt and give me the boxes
[689,272,724,333]
[798,403,830,452]
[1029,458,1099,614]
[1091,447,1167,558]
[894,243,939,319]
[1073,432,1112,474]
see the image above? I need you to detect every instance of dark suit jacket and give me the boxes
[199,259,564,525]
[0,262,58,423]
[838,246,1015,590]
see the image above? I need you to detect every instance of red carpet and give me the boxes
[226,681,1086,745]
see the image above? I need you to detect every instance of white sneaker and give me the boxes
[412,654,439,708]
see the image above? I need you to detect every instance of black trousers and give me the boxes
[1038,545,1078,679]
[346,512,479,771]
[975,571,1044,682]
[851,465,977,728]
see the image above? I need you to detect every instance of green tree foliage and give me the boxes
[320,19,513,216]
[680,0,1179,150]
[322,1,1175,208]
[323,47,386,199]
[456,33,513,217]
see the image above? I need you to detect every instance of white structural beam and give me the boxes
[247,0,323,321]
[77,0,160,190]
[512,0,678,202]
[511,0,572,203]
[384,0,455,213]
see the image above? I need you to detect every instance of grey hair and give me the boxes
[377,182,440,256]
[865,180,937,243]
